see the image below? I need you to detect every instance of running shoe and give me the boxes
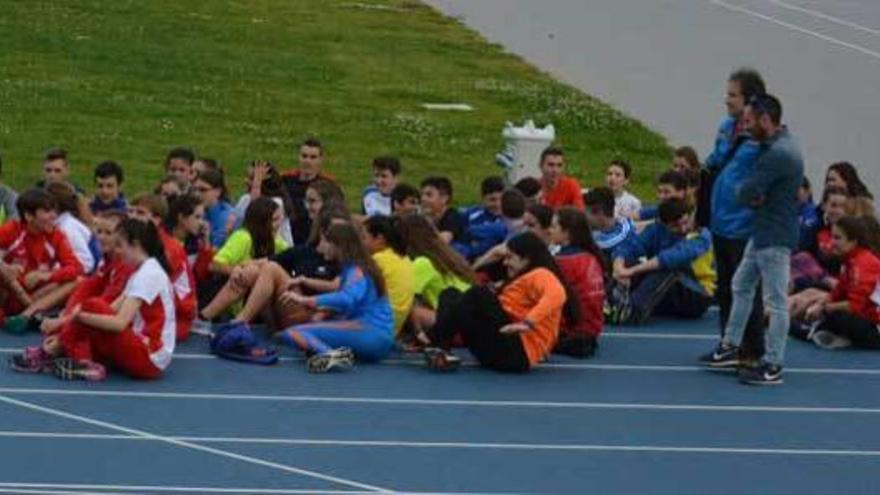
[738,362,783,386]
[307,348,355,373]
[424,347,461,372]
[53,358,107,382]
[9,346,54,374]
[810,330,853,350]
[699,342,740,369]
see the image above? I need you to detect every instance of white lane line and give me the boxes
[603,332,716,340]
[3,387,880,414]
[0,483,381,494]
[0,395,393,494]
[0,488,118,495]
[0,490,119,495]
[709,0,880,60]
[3,431,880,457]
[766,0,880,36]
[2,347,877,374]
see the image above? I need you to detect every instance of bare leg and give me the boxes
[409,303,436,345]
[235,263,292,324]
[201,265,261,320]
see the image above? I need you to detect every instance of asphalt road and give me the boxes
[426,0,880,199]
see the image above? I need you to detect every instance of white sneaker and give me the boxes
[811,330,853,350]
[191,319,214,338]
[307,348,355,373]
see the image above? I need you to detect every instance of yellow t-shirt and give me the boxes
[373,248,415,335]
[213,229,289,266]
[688,232,717,297]
[412,256,471,309]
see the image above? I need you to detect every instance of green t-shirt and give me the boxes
[213,229,289,266]
[411,256,471,309]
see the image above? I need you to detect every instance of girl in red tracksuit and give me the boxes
[0,189,83,319]
[13,219,177,381]
[40,211,135,335]
[807,216,880,349]
[549,207,606,358]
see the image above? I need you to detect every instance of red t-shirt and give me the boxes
[541,176,584,209]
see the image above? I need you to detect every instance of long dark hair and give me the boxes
[827,162,873,199]
[835,216,880,254]
[323,222,387,297]
[196,169,230,203]
[166,193,201,231]
[118,218,172,275]
[397,214,476,284]
[251,161,295,222]
[243,197,279,259]
[506,232,580,325]
[307,200,351,246]
[555,207,607,272]
[364,215,407,256]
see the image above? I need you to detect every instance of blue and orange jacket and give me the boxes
[706,116,761,240]
[617,223,714,295]
[316,263,394,337]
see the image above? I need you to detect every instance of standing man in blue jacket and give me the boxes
[704,94,804,385]
[702,68,767,365]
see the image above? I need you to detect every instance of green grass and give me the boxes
[0,0,671,207]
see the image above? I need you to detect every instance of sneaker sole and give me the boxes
[705,359,741,370]
[740,377,783,386]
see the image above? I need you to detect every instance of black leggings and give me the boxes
[820,312,880,349]
[431,286,530,373]
[713,234,765,358]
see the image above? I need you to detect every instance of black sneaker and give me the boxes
[700,343,740,369]
[738,363,783,386]
[424,347,461,372]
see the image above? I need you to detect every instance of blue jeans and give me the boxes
[722,241,791,366]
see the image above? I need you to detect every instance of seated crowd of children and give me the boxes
[1,119,877,383]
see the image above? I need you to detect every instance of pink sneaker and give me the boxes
[9,346,54,374]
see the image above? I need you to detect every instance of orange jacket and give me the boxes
[541,176,584,209]
[498,267,567,365]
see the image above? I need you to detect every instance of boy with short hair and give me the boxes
[465,176,505,227]
[585,187,637,260]
[539,146,584,209]
[638,170,688,222]
[612,199,715,325]
[468,189,529,265]
[606,159,642,219]
[165,147,196,190]
[362,156,401,217]
[0,153,19,224]
[420,176,466,244]
[0,189,83,332]
[391,183,419,217]
[38,148,85,193]
[89,160,127,214]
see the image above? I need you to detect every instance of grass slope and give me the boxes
[0,0,671,206]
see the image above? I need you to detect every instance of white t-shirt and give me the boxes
[57,212,96,273]
[614,191,642,220]
[232,195,294,247]
[122,258,177,370]
[362,186,391,217]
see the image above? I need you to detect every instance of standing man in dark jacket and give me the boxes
[701,68,767,364]
[704,94,804,386]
